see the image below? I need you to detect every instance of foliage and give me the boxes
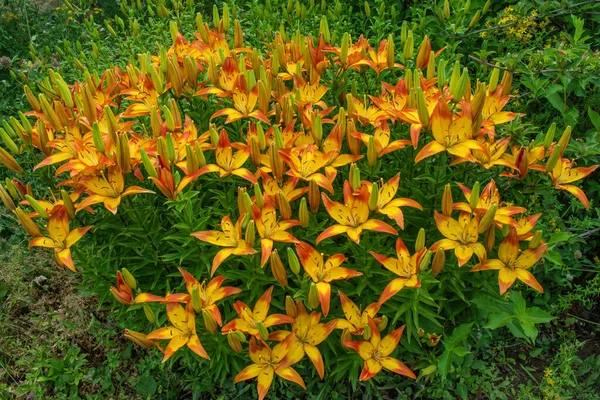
[1,0,600,399]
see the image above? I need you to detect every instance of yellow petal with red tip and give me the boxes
[316,225,348,244]
[498,229,519,264]
[345,340,374,360]
[379,278,408,304]
[361,219,398,236]
[275,367,306,389]
[254,286,274,321]
[454,245,475,266]
[147,326,183,340]
[259,238,274,267]
[29,237,57,249]
[498,268,518,295]
[381,357,416,379]
[515,244,548,269]
[379,325,405,357]
[558,184,590,209]
[211,248,235,275]
[339,291,362,328]
[65,226,93,247]
[187,334,210,360]
[515,269,544,293]
[359,359,383,381]
[315,282,331,316]
[327,267,362,281]
[135,293,166,303]
[234,364,262,383]
[162,334,188,362]
[263,314,295,328]
[232,168,258,184]
[470,259,504,272]
[256,368,274,400]
[415,140,446,163]
[305,344,326,379]
[57,249,75,271]
[166,302,189,332]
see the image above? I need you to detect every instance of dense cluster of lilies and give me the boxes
[0,14,597,399]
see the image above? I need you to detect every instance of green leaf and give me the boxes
[456,382,469,399]
[544,250,563,266]
[453,346,470,357]
[523,307,555,324]
[484,312,512,330]
[546,93,564,113]
[519,319,539,342]
[510,291,526,315]
[136,374,157,397]
[588,107,600,131]
[437,349,453,379]
[447,322,473,347]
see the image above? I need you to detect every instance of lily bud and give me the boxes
[443,0,450,18]
[270,250,288,286]
[121,268,137,290]
[416,35,431,69]
[529,231,543,249]
[234,19,243,48]
[0,144,23,174]
[449,61,461,97]
[432,248,446,276]
[437,58,448,89]
[500,70,513,97]
[377,315,388,332]
[165,133,176,163]
[501,223,510,238]
[419,250,432,272]
[185,144,199,174]
[469,182,480,211]
[426,50,436,80]
[471,82,487,121]
[415,228,426,252]
[287,247,301,276]
[362,323,371,340]
[57,190,75,219]
[346,122,361,155]
[189,287,202,313]
[545,144,561,172]
[368,182,379,211]
[544,123,556,150]
[403,30,414,61]
[350,165,361,191]
[416,89,429,129]
[222,3,230,30]
[0,128,19,155]
[483,0,491,13]
[478,205,497,233]
[143,304,155,324]
[515,147,529,180]
[367,135,378,166]
[25,195,49,219]
[386,34,395,70]
[488,65,500,94]
[557,126,571,157]
[243,191,254,216]
[116,133,131,173]
[308,179,320,212]
[15,207,42,237]
[277,192,292,220]
[285,296,297,318]
[140,149,158,179]
[90,122,104,154]
[5,178,19,199]
[244,220,256,246]
[0,185,15,210]
[469,10,481,27]
[340,32,350,66]
[308,282,319,309]
[269,143,284,181]
[311,114,323,144]
[256,320,269,340]
[248,136,261,167]
[124,329,157,349]
[484,225,496,252]
[319,16,330,43]
[341,329,352,347]
[203,309,218,334]
[451,68,469,102]
[441,183,453,216]
[194,142,206,167]
[24,85,41,112]
[299,198,309,227]
[110,271,134,305]
[227,331,243,352]
[252,183,264,209]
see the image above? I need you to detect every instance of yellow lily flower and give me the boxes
[430,211,486,266]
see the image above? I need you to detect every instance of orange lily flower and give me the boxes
[121,76,161,117]
[251,199,300,267]
[500,144,548,180]
[77,167,154,214]
[191,214,256,275]
[259,171,307,205]
[269,300,337,379]
[292,76,329,109]
[146,302,210,362]
[370,238,427,304]
[192,130,257,184]
[344,318,416,381]
[335,290,384,335]
[110,271,134,305]
[351,38,402,75]
[548,158,598,209]
[348,95,387,126]
[136,268,241,327]
[234,334,305,400]
[211,76,269,124]
[415,101,486,163]
[317,182,397,244]
[222,286,295,337]
[467,137,517,170]
[278,145,336,193]
[196,57,241,98]
[370,173,423,229]
[295,242,362,316]
[350,120,411,157]
[430,211,486,266]
[453,180,526,226]
[149,161,204,200]
[321,124,363,182]
[480,87,522,138]
[28,208,92,271]
[514,214,542,241]
[471,228,548,295]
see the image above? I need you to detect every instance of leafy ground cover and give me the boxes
[1,0,600,399]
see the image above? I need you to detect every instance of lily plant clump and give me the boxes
[0,11,597,399]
